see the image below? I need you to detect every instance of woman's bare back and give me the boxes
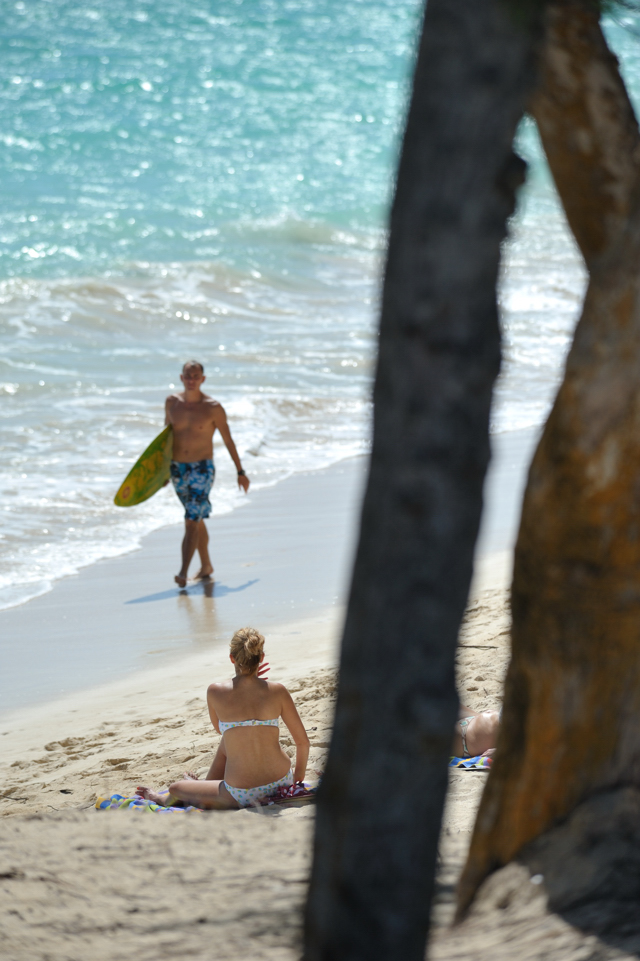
[208,675,304,789]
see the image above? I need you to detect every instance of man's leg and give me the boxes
[175,519,200,587]
[194,520,214,579]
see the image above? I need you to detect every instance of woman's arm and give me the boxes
[205,738,227,780]
[204,685,227,779]
[207,684,222,734]
[280,686,310,783]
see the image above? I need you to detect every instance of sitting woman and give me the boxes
[453,704,501,758]
[136,626,310,809]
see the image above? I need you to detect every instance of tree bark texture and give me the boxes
[458,0,640,917]
[303,2,543,959]
[530,0,640,268]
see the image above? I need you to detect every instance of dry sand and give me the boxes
[0,581,511,961]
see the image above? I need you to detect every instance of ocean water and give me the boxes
[0,2,638,610]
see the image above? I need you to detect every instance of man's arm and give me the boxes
[213,404,250,492]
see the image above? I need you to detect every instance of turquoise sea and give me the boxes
[0,0,639,610]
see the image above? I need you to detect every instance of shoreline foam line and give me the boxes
[0,426,536,718]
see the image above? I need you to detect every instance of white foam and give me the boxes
[0,186,588,610]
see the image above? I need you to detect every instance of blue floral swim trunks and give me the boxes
[170,459,215,521]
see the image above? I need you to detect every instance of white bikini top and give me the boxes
[218,717,279,734]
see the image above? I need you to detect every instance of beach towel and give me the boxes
[95,781,318,813]
[449,755,493,770]
[263,781,318,805]
[95,792,202,813]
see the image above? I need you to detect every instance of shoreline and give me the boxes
[1,422,537,616]
[0,425,537,722]
[0,451,369,617]
[0,457,365,715]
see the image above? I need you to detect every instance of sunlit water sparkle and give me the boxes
[0,3,636,609]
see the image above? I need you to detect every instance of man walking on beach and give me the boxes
[166,360,249,587]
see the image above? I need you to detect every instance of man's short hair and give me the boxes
[182,360,204,374]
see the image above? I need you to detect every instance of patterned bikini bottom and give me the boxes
[222,769,294,807]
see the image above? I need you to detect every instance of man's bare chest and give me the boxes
[171,402,216,433]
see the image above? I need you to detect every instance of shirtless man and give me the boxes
[166,360,249,588]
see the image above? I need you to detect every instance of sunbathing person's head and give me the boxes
[230,627,265,675]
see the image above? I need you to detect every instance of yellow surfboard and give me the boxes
[114,425,173,507]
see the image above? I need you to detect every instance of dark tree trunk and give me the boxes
[458,0,640,919]
[303,1,544,959]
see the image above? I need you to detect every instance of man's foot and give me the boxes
[183,770,200,780]
[194,566,214,580]
[135,786,170,806]
[174,574,187,588]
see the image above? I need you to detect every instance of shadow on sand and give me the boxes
[125,578,259,605]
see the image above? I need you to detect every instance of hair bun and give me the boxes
[230,627,265,675]
[245,635,262,655]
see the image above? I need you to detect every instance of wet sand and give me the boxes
[0,458,365,714]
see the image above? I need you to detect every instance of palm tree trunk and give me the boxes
[303,1,544,958]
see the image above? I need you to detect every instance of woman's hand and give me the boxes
[257,660,270,678]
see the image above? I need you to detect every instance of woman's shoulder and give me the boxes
[265,680,291,700]
[207,679,233,697]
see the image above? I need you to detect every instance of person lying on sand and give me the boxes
[165,360,250,588]
[136,627,310,809]
[453,705,500,759]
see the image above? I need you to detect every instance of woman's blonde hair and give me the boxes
[230,627,265,675]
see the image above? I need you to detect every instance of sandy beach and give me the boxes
[0,589,510,961]
[0,441,522,960]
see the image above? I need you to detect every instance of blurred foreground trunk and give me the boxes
[458,1,640,935]
[303,1,543,959]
